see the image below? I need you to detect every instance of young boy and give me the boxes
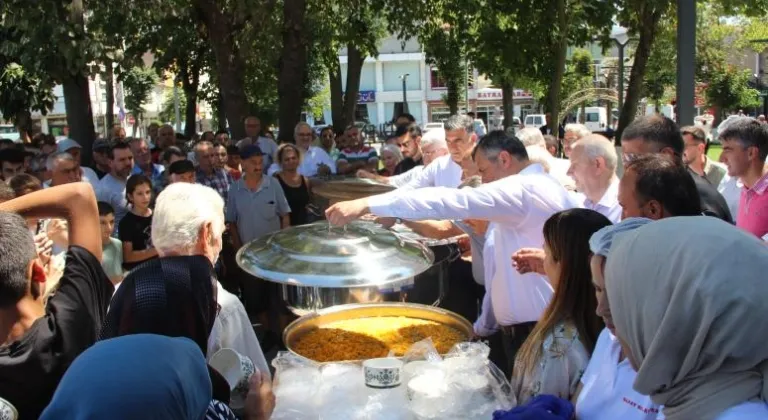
[98,201,124,285]
[0,183,112,419]
[168,159,196,184]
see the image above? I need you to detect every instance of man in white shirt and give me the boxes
[326,131,578,375]
[395,115,478,190]
[567,134,622,223]
[96,142,134,233]
[517,127,573,189]
[55,138,99,189]
[238,116,279,173]
[267,122,335,177]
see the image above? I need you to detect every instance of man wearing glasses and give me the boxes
[620,115,732,223]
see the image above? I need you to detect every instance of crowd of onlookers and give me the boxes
[0,110,766,419]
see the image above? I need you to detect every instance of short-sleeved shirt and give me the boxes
[117,212,155,271]
[337,146,378,165]
[102,237,124,281]
[95,174,129,234]
[737,171,768,239]
[0,247,113,420]
[226,176,291,244]
[575,328,664,420]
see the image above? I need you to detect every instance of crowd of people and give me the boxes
[0,110,765,419]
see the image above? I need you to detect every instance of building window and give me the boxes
[430,67,475,90]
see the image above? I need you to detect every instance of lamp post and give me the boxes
[400,73,410,114]
[610,26,630,117]
[677,0,696,126]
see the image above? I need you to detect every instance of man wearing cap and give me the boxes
[226,145,291,251]
[56,138,99,189]
[91,139,112,179]
[226,144,290,335]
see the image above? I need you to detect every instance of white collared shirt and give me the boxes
[583,179,622,223]
[368,164,579,333]
[267,146,336,177]
[208,282,271,377]
[717,174,742,217]
[388,165,424,188]
[397,155,463,189]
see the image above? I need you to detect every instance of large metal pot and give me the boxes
[236,221,444,316]
[283,302,473,362]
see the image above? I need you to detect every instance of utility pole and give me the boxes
[676,0,696,126]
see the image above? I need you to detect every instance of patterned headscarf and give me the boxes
[99,255,229,402]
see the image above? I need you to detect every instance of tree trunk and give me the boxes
[216,91,227,132]
[329,62,345,130]
[501,79,514,131]
[194,0,249,140]
[276,0,308,144]
[15,111,32,143]
[181,61,200,139]
[446,78,460,115]
[616,8,663,143]
[546,0,569,138]
[62,74,95,166]
[342,44,365,127]
[105,63,115,131]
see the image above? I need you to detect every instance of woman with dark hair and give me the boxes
[511,208,611,405]
[118,174,157,270]
[273,143,311,226]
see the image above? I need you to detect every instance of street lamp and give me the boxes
[400,73,410,114]
[610,26,630,116]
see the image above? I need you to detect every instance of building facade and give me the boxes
[324,35,536,129]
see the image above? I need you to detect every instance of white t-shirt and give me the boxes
[575,328,664,420]
[715,402,768,419]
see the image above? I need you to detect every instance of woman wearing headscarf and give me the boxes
[572,218,664,420]
[41,334,218,419]
[99,255,274,419]
[605,217,768,420]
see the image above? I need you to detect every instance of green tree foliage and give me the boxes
[706,66,761,115]
[120,67,159,128]
[0,63,56,141]
[560,49,595,118]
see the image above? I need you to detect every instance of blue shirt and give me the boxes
[225,176,291,244]
[132,163,165,194]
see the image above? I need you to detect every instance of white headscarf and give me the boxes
[588,217,652,257]
[605,216,768,420]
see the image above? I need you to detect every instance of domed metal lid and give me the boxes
[236,221,435,288]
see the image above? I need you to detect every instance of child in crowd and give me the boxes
[168,160,196,184]
[118,174,157,271]
[98,201,124,285]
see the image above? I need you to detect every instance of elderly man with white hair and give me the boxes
[566,134,621,223]
[517,127,573,189]
[267,122,336,177]
[563,123,591,158]
[152,182,270,378]
[45,152,81,187]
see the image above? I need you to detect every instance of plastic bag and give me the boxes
[272,340,514,420]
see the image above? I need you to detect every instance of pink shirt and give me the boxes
[737,172,768,239]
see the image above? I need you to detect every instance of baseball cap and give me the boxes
[240,144,263,160]
[56,138,81,153]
